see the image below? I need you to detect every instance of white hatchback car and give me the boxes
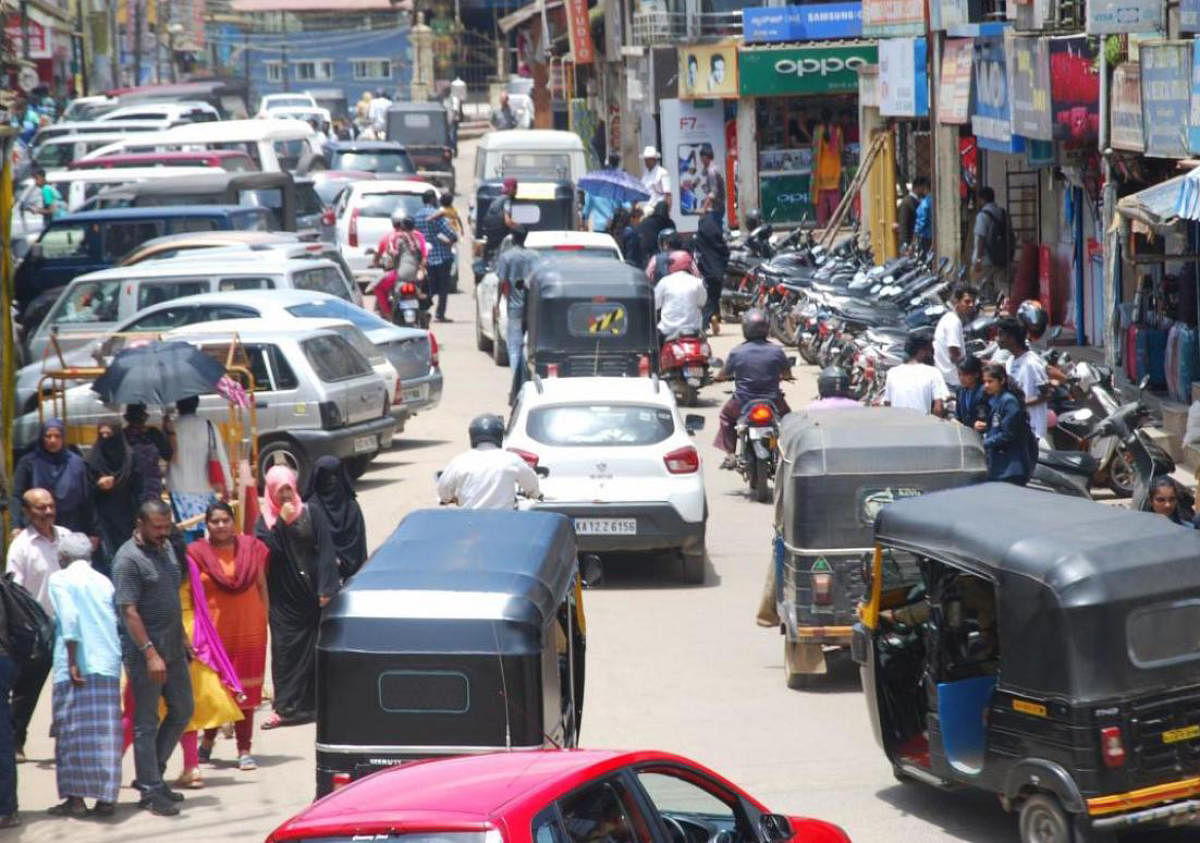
[331,179,432,282]
[474,231,623,365]
[506,376,708,583]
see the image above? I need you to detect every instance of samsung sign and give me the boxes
[743,3,863,43]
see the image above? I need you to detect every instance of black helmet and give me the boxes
[818,366,850,399]
[657,227,677,250]
[744,209,762,230]
[1016,299,1048,341]
[468,413,505,448]
[742,308,769,341]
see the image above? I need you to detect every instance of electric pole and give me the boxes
[133,0,143,85]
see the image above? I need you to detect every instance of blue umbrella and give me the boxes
[578,169,651,203]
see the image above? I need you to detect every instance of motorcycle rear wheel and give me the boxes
[752,458,771,503]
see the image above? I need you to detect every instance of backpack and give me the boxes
[983,206,1013,268]
[0,574,54,664]
[483,198,508,240]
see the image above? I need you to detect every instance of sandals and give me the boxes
[260,712,312,730]
[238,754,258,771]
[174,768,205,789]
[48,799,88,818]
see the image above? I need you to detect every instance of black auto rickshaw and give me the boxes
[772,408,985,689]
[474,178,580,246]
[315,508,586,798]
[385,102,455,190]
[524,257,658,378]
[853,483,1200,842]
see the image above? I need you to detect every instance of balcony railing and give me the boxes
[631,8,742,46]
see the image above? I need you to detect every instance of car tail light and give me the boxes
[748,404,774,425]
[400,282,417,296]
[318,400,344,429]
[1100,727,1126,768]
[547,363,560,377]
[443,148,452,161]
[638,355,651,376]
[321,207,335,227]
[348,207,360,247]
[393,376,404,405]
[428,332,439,367]
[554,244,586,251]
[331,772,352,791]
[664,446,700,474]
[812,573,834,604]
[509,448,539,468]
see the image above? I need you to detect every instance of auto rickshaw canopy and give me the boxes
[873,483,1200,701]
[526,257,655,352]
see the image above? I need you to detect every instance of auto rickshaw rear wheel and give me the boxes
[1018,794,1071,843]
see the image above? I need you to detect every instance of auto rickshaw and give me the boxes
[772,408,985,688]
[474,178,580,241]
[853,483,1200,842]
[524,257,658,378]
[384,102,455,190]
[315,508,586,798]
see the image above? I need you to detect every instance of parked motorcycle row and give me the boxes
[718,224,1172,508]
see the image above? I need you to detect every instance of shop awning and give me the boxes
[1116,174,1190,231]
[498,0,564,33]
[1175,167,1200,223]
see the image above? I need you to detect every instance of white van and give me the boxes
[78,119,322,173]
[33,131,168,171]
[473,129,587,184]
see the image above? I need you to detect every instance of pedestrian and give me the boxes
[640,146,672,212]
[694,207,729,334]
[883,332,950,416]
[812,107,844,228]
[354,92,372,135]
[367,88,391,133]
[123,404,172,505]
[414,188,458,322]
[30,169,65,221]
[491,92,518,130]
[972,186,1012,304]
[582,154,624,233]
[954,356,987,428]
[302,457,368,581]
[85,419,141,578]
[5,488,63,762]
[10,419,96,541]
[0,576,18,827]
[997,317,1049,441]
[933,285,977,388]
[113,499,193,816]
[974,363,1035,485]
[187,502,269,771]
[698,144,726,225]
[481,178,517,262]
[166,396,230,542]
[46,532,122,819]
[636,201,674,269]
[622,205,645,268]
[494,225,538,404]
[173,532,246,790]
[1146,476,1196,526]
[255,465,340,730]
[896,180,920,252]
[914,182,933,254]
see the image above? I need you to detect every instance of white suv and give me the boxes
[506,376,708,583]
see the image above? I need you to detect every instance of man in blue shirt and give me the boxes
[713,309,793,469]
[414,189,459,322]
[913,176,932,254]
[582,155,626,233]
[495,226,539,404]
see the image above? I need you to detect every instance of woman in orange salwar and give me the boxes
[186,501,270,771]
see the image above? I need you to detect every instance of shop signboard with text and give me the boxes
[1191,38,1200,152]
[879,38,928,117]
[1111,63,1145,152]
[1008,34,1052,142]
[565,0,595,64]
[1185,0,1200,31]
[679,42,739,99]
[1139,41,1190,158]
[862,0,925,36]
[738,43,878,97]
[660,99,728,233]
[3,15,49,60]
[743,3,862,43]
[1086,0,1163,33]
[972,37,1024,153]
[938,38,974,124]
[760,174,813,224]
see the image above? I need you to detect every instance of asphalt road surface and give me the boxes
[13,136,1182,843]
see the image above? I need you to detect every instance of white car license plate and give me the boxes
[353,435,377,453]
[403,383,427,402]
[574,518,637,536]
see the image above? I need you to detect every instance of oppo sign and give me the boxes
[773,54,868,77]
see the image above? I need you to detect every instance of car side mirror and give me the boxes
[434,470,443,481]
[579,553,603,588]
[759,814,793,843]
[534,465,550,477]
[684,414,705,435]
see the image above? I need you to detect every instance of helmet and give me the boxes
[744,209,762,230]
[468,414,505,448]
[390,208,407,227]
[1016,299,1048,340]
[817,366,850,399]
[742,308,769,341]
[668,250,694,274]
[657,228,677,250]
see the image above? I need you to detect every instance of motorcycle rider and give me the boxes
[805,366,860,411]
[437,414,540,510]
[645,228,686,284]
[714,309,794,470]
[654,252,706,345]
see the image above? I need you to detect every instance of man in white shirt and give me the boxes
[641,146,672,212]
[884,333,950,415]
[998,317,1049,439]
[438,414,540,510]
[367,89,391,130]
[654,253,707,340]
[933,285,977,387]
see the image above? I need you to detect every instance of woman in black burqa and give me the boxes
[254,464,339,729]
[302,456,368,582]
[84,419,142,577]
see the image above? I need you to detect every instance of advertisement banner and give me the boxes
[743,3,862,43]
[879,38,929,117]
[1008,34,1052,142]
[930,0,969,31]
[659,99,728,233]
[1141,41,1191,158]
[972,37,1025,153]
[1185,0,1200,32]
[862,0,925,36]
[565,0,595,64]
[3,15,49,60]
[679,42,739,99]
[1086,0,1163,34]
[1111,63,1145,152]
[760,174,813,224]
[938,38,973,124]
[738,43,878,97]
[1049,37,1101,142]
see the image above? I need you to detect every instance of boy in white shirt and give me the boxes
[884,332,951,415]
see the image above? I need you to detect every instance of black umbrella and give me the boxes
[91,340,227,406]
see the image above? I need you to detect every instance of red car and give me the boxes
[266,749,850,843]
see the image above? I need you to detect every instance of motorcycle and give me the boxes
[660,334,717,407]
[391,280,430,328]
[736,398,782,503]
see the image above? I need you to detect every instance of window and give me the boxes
[265,61,283,83]
[527,405,675,447]
[38,223,91,259]
[498,152,572,179]
[635,771,735,821]
[293,59,333,81]
[1129,601,1200,667]
[286,299,388,332]
[136,280,210,310]
[292,266,353,301]
[354,192,424,218]
[124,305,205,332]
[245,188,285,228]
[171,217,221,233]
[566,302,628,337]
[352,59,392,80]
[332,150,415,175]
[273,138,309,171]
[233,209,273,231]
[33,142,73,168]
[246,344,274,392]
[533,808,571,843]
[47,280,122,325]
[268,345,299,389]
[559,780,653,843]
[102,220,163,260]
[296,183,325,217]
[511,203,543,226]
[302,334,373,382]
[535,246,621,261]
[208,305,260,320]
[218,277,275,291]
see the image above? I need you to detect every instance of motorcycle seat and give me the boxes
[1038,449,1099,476]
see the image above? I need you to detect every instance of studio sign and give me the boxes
[773,54,867,77]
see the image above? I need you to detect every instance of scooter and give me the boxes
[659,334,717,406]
[390,280,429,328]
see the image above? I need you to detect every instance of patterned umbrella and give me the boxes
[91,341,227,406]
[578,169,651,203]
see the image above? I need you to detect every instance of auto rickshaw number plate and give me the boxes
[1162,725,1200,744]
[575,518,637,535]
